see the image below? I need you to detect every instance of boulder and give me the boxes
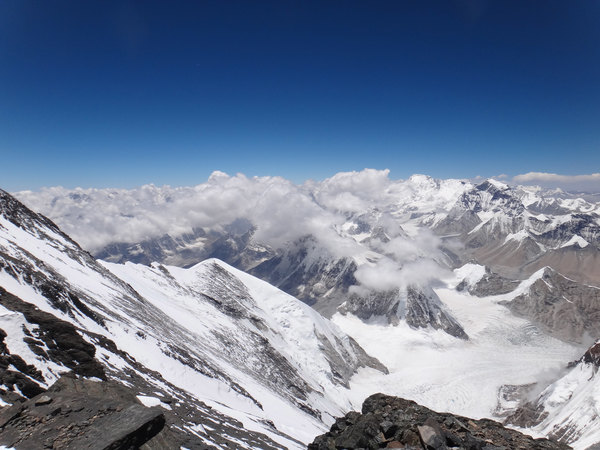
[0,374,174,449]
[309,393,571,450]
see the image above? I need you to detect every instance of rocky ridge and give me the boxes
[502,267,600,343]
[310,393,571,450]
[339,286,468,340]
[0,188,385,448]
[0,374,171,450]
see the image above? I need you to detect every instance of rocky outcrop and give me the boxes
[309,393,570,450]
[250,236,358,310]
[405,287,468,340]
[0,287,106,382]
[0,327,46,402]
[582,341,600,366]
[340,286,468,340]
[502,267,600,343]
[0,374,170,449]
[462,267,519,297]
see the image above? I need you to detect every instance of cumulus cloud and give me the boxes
[16,172,348,252]
[352,226,451,295]
[353,257,450,293]
[311,168,393,213]
[511,172,600,193]
[15,169,407,253]
[13,168,462,294]
[380,230,443,261]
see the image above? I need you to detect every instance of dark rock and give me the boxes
[35,395,53,406]
[67,404,165,449]
[501,267,600,343]
[381,420,397,438]
[308,393,571,450]
[583,341,600,367]
[0,287,106,380]
[418,422,446,449]
[405,287,468,340]
[340,286,468,340]
[0,323,47,402]
[468,268,520,297]
[0,375,171,450]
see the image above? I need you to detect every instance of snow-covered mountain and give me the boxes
[0,189,386,448]
[507,341,600,449]
[16,171,599,333]
[437,180,600,285]
[9,170,600,448]
[462,265,600,344]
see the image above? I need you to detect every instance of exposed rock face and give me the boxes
[340,286,468,340]
[250,236,358,310]
[582,341,600,366]
[309,393,571,450]
[537,213,600,249]
[502,267,600,343]
[434,208,481,236]
[0,287,106,384]
[0,374,170,450]
[520,244,600,288]
[464,267,519,297]
[405,287,468,340]
[0,326,46,401]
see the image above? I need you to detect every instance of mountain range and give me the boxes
[1,170,599,449]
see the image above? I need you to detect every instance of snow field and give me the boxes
[333,267,580,421]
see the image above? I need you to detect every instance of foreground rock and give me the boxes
[0,374,173,449]
[309,393,570,450]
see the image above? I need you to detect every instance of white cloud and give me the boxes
[13,169,469,294]
[15,171,360,253]
[310,168,394,213]
[352,258,403,292]
[14,169,459,292]
[511,172,600,193]
[13,168,600,299]
[351,255,450,294]
[353,227,450,293]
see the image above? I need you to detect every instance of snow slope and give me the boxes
[7,175,600,447]
[103,258,385,442]
[508,342,600,449]
[332,266,581,430]
[0,189,384,448]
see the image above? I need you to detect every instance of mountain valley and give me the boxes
[2,170,600,449]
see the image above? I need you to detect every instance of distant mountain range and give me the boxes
[2,171,599,449]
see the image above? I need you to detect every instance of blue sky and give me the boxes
[1,1,599,190]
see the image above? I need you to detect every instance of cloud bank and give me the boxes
[14,169,473,295]
[17,168,597,295]
[15,169,472,254]
[16,172,342,253]
[511,172,600,193]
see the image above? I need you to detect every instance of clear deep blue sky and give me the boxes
[1,1,599,190]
